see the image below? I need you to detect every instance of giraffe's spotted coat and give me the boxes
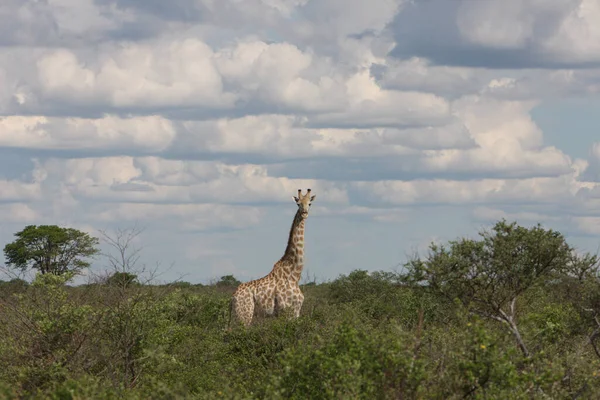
[230,189,316,327]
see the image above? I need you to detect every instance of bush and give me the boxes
[1,220,600,398]
[327,269,451,326]
[0,273,96,393]
[267,320,425,399]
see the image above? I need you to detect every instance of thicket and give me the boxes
[0,220,600,399]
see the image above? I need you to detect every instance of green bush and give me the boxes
[327,269,452,327]
[1,220,600,398]
[267,320,425,399]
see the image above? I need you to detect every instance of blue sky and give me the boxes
[1,0,600,284]
[532,97,600,160]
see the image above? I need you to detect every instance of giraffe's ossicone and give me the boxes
[229,189,316,327]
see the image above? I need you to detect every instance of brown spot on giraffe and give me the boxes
[229,189,316,327]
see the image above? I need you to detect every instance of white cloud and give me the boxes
[472,206,559,223]
[368,122,476,151]
[301,0,403,39]
[93,203,264,231]
[0,180,41,202]
[571,216,600,235]
[48,0,128,34]
[0,115,176,152]
[0,203,39,223]
[215,40,347,112]
[541,0,600,63]
[377,60,600,102]
[1,0,600,283]
[456,0,593,60]
[456,0,549,49]
[309,70,451,128]
[391,0,600,68]
[173,114,473,161]
[352,173,588,207]
[34,156,350,205]
[582,142,600,182]
[375,57,485,97]
[453,96,544,150]
[36,39,234,109]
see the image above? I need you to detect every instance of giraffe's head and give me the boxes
[293,189,316,219]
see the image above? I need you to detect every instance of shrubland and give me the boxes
[1,220,600,399]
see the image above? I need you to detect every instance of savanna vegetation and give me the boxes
[1,220,600,399]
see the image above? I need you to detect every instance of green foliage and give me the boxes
[0,272,96,392]
[525,302,581,344]
[0,220,599,398]
[267,321,425,399]
[3,225,99,275]
[328,269,450,326]
[215,274,241,288]
[405,220,572,309]
[0,278,28,288]
[451,317,526,398]
[404,220,580,357]
[163,290,230,329]
[105,271,139,288]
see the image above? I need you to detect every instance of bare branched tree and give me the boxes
[93,225,182,287]
[99,225,145,273]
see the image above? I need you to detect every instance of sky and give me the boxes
[1,0,600,284]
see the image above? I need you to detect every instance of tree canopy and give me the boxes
[403,220,588,357]
[3,225,100,275]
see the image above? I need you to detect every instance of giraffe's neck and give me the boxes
[279,209,306,279]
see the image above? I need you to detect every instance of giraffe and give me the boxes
[228,189,316,327]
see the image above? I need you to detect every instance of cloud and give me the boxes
[472,206,560,223]
[93,202,265,232]
[582,143,600,182]
[33,156,350,205]
[351,174,583,207]
[0,115,176,153]
[6,37,393,118]
[267,95,574,181]
[375,59,600,103]
[0,203,39,223]
[1,0,600,283]
[214,40,348,113]
[35,40,234,112]
[372,57,486,98]
[389,0,600,68]
[170,113,474,164]
[308,70,451,128]
[0,0,137,46]
[0,180,41,202]
[571,216,600,236]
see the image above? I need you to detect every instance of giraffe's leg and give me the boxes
[232,288,255,327]
[262,295,275,316]
[291,287,304,318]
[275,292,291,317]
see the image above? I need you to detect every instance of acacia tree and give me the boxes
[3,225,99,275]
[404,220,576,357]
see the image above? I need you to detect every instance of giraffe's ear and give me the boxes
[310,195,316,202]
[293,196,300,203]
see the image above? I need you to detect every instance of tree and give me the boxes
[404,220,576,357]
[98,226,144,275]
[96,225,173,285]
[3,225,99,275]
[216,274,241,288]
[105,271,138,288]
